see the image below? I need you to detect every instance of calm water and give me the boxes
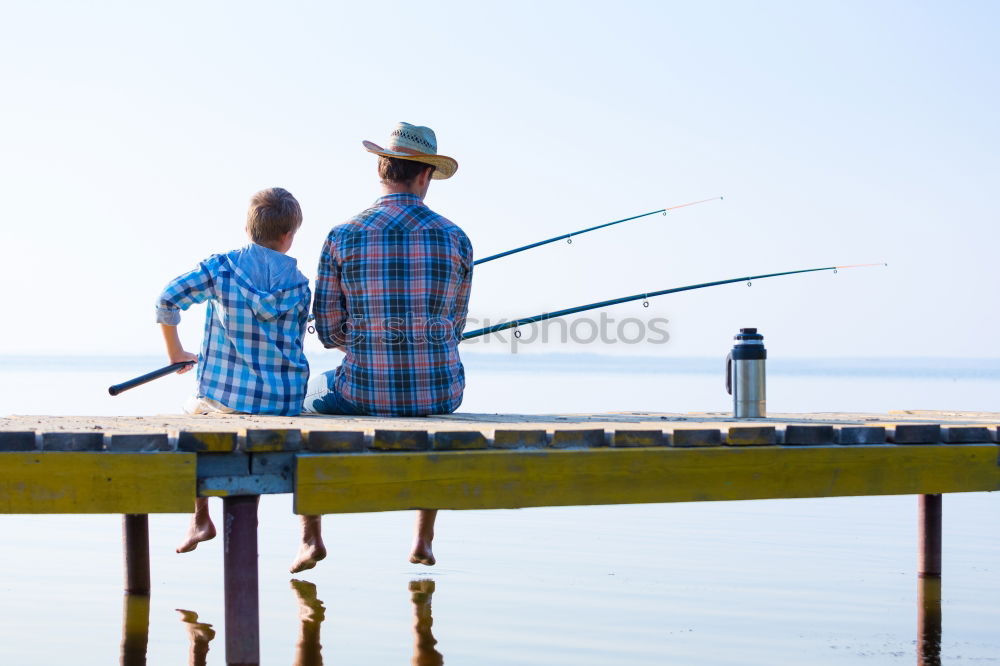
[0,354,998,664]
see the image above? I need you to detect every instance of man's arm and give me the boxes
[313,236,348,349]
[453,235,474,339]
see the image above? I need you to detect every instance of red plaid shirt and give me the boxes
[313,193,473,416]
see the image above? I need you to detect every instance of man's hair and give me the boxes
[246,187,302,245]
[378,156,435,185]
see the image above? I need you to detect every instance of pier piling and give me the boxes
[223,495,260,666]
[919,494,942,577]
[122,514,150,594]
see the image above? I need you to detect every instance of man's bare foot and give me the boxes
[176,517,216,553]
[290,541,327,573]
[410,509,437,566]
[409,539,436,566]
[291,515,326,573]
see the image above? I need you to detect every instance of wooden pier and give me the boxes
[1,409,997,664]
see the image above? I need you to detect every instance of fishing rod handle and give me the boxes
[108,361,195,396]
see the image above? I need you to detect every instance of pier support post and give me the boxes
[122,514,150,594]
[918,494,942,577]
[223,495,260,666]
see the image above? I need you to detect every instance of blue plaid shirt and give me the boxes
[314,193,473,416]
[156,243,311,415]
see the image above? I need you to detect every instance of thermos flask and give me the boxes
[725,328,767,418]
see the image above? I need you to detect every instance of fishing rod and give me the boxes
[473,196,723,266]
[108,361,195,396]
[461,263,887,340]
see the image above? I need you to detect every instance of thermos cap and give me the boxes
[734,327,764,342]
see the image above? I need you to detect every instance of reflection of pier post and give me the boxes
[120,593,150,666]
[123,514,151,594]
[223,495,260,666]
[917,576,942,666]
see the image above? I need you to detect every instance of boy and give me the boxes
[156,187,313,561]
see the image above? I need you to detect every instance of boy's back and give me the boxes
[156,187,310,416]
[158,243,310,415]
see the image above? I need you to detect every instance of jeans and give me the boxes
[303,369,367,415]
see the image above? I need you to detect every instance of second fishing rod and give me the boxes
[474,196,722,265]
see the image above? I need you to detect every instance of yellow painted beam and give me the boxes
[295,445,1000,515]
[0,453,196,513]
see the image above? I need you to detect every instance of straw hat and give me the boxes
[363,122,458,180]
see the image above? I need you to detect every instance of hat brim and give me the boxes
[363,140,458,180]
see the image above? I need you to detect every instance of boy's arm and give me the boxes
[313,236,348,350]
[155,260,216,371]
[160,324,198,374]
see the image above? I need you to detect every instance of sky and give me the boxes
[1,0,997,359]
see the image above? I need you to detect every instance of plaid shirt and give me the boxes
[156,244,311,415]
[314,193,473,416]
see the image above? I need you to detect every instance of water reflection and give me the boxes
[917,576,941,666]
[291,579,326,665]
[176,609,216,666]
[123,577,445,664]
[120,594,149,666]
[410,579,444,666]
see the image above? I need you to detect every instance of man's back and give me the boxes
[314,193,473,416]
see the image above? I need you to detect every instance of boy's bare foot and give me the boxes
[176,516,216,553]
[289,541,327,573]
[409,539,436,566]
[290,515,327,573]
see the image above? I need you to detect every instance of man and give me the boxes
[295,122,472,573]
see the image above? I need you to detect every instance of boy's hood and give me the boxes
[220,244,309,322]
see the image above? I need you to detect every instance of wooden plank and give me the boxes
[727,426,777,446]
[891,424,942,444]
[671,429,722,447]
[612,430,666,448]
[245,429,302,452]
[837,426,887,445]
[0,452,196,513]
[550,429,606,448]
[178,431,236,453]
[943,426,994,443]
[107,433,171,452]
[372,430,430,451]
[294,444,1000,515]
[0,431,37,451]
[305,431,364,453]
[493,430,547,449]
[433,431,488,451]
[784,425,835,445]
[41,432,104,451]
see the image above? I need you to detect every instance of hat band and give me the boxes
[390,128,437,154]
